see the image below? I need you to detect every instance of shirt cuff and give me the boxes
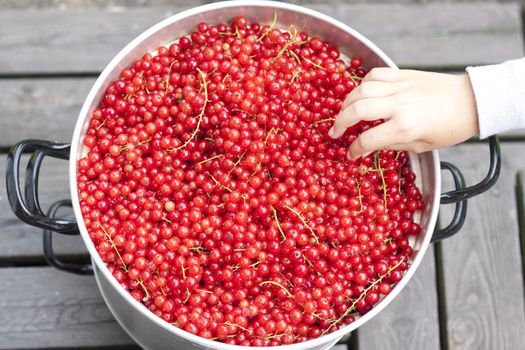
[466,57,525,139]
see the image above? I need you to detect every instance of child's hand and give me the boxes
[328,68,479,160]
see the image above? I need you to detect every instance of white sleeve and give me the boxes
[466,57,525,138]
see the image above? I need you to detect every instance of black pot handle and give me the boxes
[6,139,78,234]
[43,199,93,275]
[431,135,501,242]
[431,162,467,242]
[440,136,501,204]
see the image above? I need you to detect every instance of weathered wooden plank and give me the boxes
[0,0,205,8]
[321,2,524,69]
[3,0,521,8]
[0,155,88,260]
[358,246,440,350]
[0,266,134,349]
[497,128,525,138]
[0,7,187,74]
[0,265,352,349]
[438,143,525,350]
[333,345,349,350]
[0,78,94,147]
[0,3,522,74]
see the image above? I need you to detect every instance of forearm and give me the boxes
[466,57,525,138]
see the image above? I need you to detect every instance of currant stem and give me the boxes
[345,71,363,85]
[99,223,128,271]
[257,13,277,43]
[210,174,233,192]
[96,119,106,130]
[322,257,405,335]
[274,25,297,59]
[260,280,294,299]
[269,205,286,241]
[228,152,246,175]
[356,179,364,212]
[374,151,388,209]
[301,56,325,70]
[302,252,314,267]
[283,204,319,244]
[165,60,177,93]
[288,50,302,65]
[313,118,336,124]
[198,154,224,164]
[189,245,208,253]
[183,288,191,304]
[136,277,150,301]
[196,289,213,294]
[289,68,302,84]
[264,332,290,340]
[264,127,279,144]
[395,150,402,160]
[223,321,253,334]
[280,273,295,287]
[170,68,208,151]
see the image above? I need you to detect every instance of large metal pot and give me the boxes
[5,1,501,350]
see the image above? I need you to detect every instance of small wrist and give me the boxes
[458,73,480,138]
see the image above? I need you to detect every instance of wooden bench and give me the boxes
[0,2,524,349]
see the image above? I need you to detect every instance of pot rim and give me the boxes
[69,1,441,349]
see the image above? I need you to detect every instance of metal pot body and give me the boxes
[5,1,500,350]
[69,2,440,349]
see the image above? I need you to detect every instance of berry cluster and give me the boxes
[77,16,423,346]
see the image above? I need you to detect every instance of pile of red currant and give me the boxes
[77,16,423,346]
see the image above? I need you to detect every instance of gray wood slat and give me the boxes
[0,3,522,74]
[0,155,88,259]
[0,78,94,147]
[333,345,349,350]
[318,2,524,69]
[0,266,134,349]
[499,129,525,139]
[438,143,525,350]
[0,265,352,349]
[0,0,399,9]
[0,0,204,8]
[357,247,440,350]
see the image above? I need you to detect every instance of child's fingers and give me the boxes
[362,67,400,83]
[329,97,395,138]
[346,121,403,160]
[342,81,397,110]
[382,143,411,151]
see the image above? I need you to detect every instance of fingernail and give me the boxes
[346,150,357,161]
[328,127,337,138]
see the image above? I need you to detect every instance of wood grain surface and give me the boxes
[0,78,94,147]
[0,1,524,349]
[439,143,525,350]
[0,3,522,74]
[0,266,135,349]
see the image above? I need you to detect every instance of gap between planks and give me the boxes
[514,172,525,321]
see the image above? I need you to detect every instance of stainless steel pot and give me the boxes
[6,1,501,350]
